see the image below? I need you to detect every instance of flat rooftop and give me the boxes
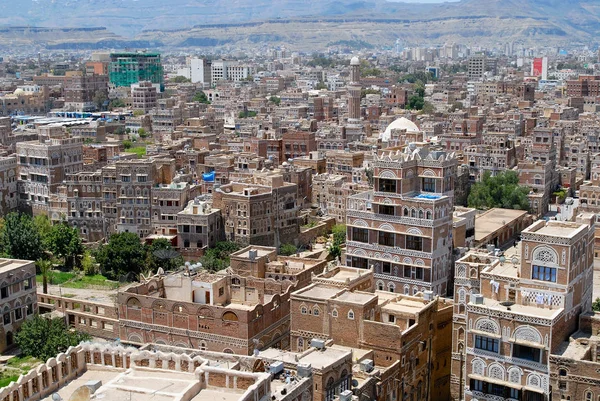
[381,298,428,315]
[298,347,351,370]
[471,297,562,319]
[294,285,340,300]
[0,258,33,274]
[475,208,528,242]
[42,367,251,401]
[530,221,586,238]
[233,248,274,260]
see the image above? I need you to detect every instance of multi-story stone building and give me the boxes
[52,170,105,242]
[151,182,201,236]
[176,196,223,255]
[16,136,84,215]
[0,156,17,216]
[64,73,109,112]
[325,150,365,182]
[346,144,457,296]
[290,265,453,401]
[131,81,158,113]
[0,259,37,352]
[213,177,299,247]
[118,246,325,354]
[518,159,555,216]
[115,159,157,238]
[451,215,595,401]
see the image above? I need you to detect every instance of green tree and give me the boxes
[46,222,83,270]
[15,316,90,361]
[94,232,147,279]
[407,95,425,110]
[238,111,257,118]
[109,99,126,110]
[269,96,281,106]
[0,213,45,261]
[81,250,98,276]
[122,140,132,149]
[93,90,107,111]
[279,243,297,256]
[171,75,191,83]
[331,224,346,246]
[193,91,211,104]
[316,82,328,90]
[36,259,52,294]
[133,110,145,116]
[593,297,600,312]
[200,241,241,272]
[421,101,436,115]
[138,128,148,138]
[148,238,183,272]
[467,171,531,211]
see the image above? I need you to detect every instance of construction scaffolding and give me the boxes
[109,52,164,90]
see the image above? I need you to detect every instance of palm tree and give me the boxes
[36,259,52,294]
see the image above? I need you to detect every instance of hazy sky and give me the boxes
[389,0,460,2]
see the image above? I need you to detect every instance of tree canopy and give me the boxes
[171,75,191,83]
[15,316,90,361]
[200,241,241,272]
[467,171,530,211]
[0,213,45,261]
[279,243,297,256]
[94,232,147,279]
[147,238,183,272]
[193,91,210,104]
[45,222,83,270]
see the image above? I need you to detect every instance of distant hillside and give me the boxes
[0,0,598,50]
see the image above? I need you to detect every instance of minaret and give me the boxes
[347,56,361,122]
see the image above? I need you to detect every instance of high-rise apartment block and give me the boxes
[211,60,255,82]
[346,145,457,296]
[109,52,164,91]
[177,57,211,86]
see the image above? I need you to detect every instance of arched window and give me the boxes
[297,337,304,351]
[586,391,593,401]
[301,306,307,315]
[126,297,141,309]
[313,307,320,316]
[332,309,338,318]
[348,310,355,320]
[222,311,238,322]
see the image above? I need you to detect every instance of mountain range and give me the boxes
[0,0,599,50]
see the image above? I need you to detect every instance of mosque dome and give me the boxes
[13,88,25,96]
[380,117,419,142]
[350,56,360,66]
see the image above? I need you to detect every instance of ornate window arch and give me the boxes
[526,373,542,388]
[508,367,523,384]
[474,318,500,335]
[513,325,542,345]
[471,358,486,376]
[488,363,505,381]
[532,246,559,267]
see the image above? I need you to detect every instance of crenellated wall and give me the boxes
[0,342,272,401]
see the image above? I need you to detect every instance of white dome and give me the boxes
[13,88,24,96]
[350,56,360,66]
[380,117,419,142]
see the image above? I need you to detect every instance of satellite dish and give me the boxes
[52,394,63,401]
[351,379,359,388]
